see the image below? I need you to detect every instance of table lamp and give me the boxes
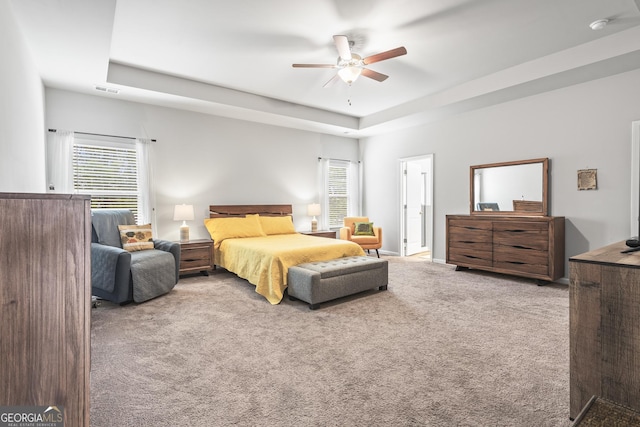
[307,203,321,232]
[173,204,195,242]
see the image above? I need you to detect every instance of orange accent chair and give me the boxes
[339,216,382,257]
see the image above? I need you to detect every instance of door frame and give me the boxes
[631,120,640,236]
[399,154,434,258]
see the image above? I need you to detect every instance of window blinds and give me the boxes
[73,143,139,219]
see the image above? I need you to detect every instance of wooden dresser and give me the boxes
[569,241,640,419]
[0,193,91,426]
[446,215,565,282]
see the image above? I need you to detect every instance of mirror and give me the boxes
[470,158,549,216]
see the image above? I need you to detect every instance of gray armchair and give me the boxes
[91,209,180,304]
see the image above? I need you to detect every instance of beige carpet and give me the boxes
[90,257,571,427]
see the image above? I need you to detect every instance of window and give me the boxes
[327,160,349,228]
[47,131,153,224]
[321,159,359,229]
[73,141,140,218]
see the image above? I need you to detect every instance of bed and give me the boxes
[206,204,365,304]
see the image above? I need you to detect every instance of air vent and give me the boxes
[94,85,120,94]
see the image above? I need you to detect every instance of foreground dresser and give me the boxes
[446,215,565,282]
[569,241,640,419]
[0,193,91,426]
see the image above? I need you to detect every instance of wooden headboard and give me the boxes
[209,204,293,219]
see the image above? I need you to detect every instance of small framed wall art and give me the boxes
[577,169,597,190]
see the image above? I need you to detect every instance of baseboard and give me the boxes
[378,250,399,256]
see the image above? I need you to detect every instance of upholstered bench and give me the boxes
[287,256,388,309]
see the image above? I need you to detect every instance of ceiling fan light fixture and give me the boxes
[292,36,406,87]
[338,66,362,84]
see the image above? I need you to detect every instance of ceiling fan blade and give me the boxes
[363,46,407,65]
[333,35,352,60]
[323,74,341,88]
[361,68,389,82]
[292,63,337,68]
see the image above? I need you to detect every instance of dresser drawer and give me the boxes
[181,247,211,267]
[448,247,493,268]
[493,221,549,251]
[448,219,492,245]
[493,245,549,276]
[493,221,549,276]
[449,218,493,232]
[447,217,493,267]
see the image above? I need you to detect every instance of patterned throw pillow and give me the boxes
[353,222,375,236]
[118,224,154,251]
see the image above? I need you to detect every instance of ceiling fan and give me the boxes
[292,35,407,87]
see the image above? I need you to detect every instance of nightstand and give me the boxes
[301,230,336,239]
[178,239,214,276]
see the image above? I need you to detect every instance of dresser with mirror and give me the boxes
[446,158,565,282]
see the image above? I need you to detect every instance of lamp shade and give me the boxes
[307,203,321,217]
[173,204,194,221]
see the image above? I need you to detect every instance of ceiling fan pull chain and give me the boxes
[347,83,352,106]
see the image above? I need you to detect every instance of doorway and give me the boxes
[400,154,433,259]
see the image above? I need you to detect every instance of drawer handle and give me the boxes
[512,245,531,250]
[506,261,526,265]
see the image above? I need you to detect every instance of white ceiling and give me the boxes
[9,0,640,137]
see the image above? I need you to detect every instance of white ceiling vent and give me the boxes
[94,85,120,94]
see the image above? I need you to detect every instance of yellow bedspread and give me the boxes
[215,233,365,304]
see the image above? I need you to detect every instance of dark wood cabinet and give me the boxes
[0,193,91,427]
[446,215,565,282]
[569,241,640,419]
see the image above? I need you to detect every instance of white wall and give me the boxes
[45,89,359,241]
[361,68,640,273]
[0,2,46,193]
